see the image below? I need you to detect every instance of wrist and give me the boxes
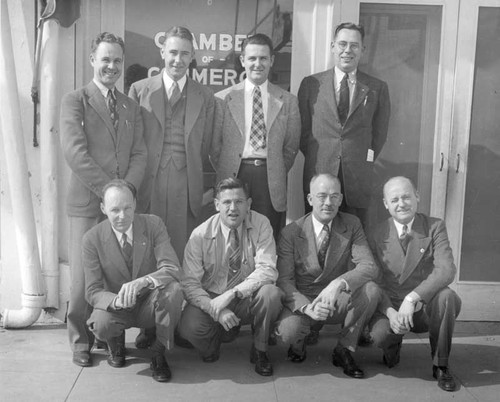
[404,294,418,304]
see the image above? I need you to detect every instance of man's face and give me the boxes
[90,42,123,89]
[161,36,194,81]
[214,188,252,229]
[331,29,364,73]
[383,178,419,225]
[240,44,274,86]
[307,176,343,225]
[100,187,136,233]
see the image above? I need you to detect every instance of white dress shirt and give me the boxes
[241,79,269,159]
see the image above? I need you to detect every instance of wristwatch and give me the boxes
[404,294,417,304]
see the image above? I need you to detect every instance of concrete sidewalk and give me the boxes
[0,321,499,402]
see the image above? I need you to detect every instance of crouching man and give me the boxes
[83,179,183,382]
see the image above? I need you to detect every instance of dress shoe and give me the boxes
[107,335,126,368]
[135,328,156,349]
[250,344,273,376]
[433,365,457,392]
[72,351,92,367]
[332,344,364,378]
[221,325,241,343]
[382,342,402,368]
[150,354,172,383]
[287,345,307,363]
[305,329,320,345]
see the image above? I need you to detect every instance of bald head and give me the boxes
[383,176,419,224]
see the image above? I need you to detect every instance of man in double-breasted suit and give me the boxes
[369,176,461,392]
[129,26,215,262]
[60,32,146,367]
[299,22,390,227]
[275,173,380,379]
[83,180,183,382]
[212,33,301,239]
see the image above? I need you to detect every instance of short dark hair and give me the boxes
[309,173,341,192]
[241,33,274,56]
[215,177,249,199]
[102,179,136,201]
[91,32,125,54]
[163,26,194,48]
[334,22,365,42]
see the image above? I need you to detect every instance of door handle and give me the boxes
[440,152,444,172]
[456,153,461,173]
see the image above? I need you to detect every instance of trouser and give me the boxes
[68,215,103,352]
[275,281,380,352]
[370,287,461,367]
[87,282,183,351]
[178,284,283,357]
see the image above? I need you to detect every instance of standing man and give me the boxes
[369,176,461,392]
[212,33,301,239]
[83,180,183,382]
[60,32,146,367]
[299,22,390,227]
[275,173,379,379]
[179,178,282,376]
[129,26,215,262]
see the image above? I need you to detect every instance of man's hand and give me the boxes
[208,289,236,321]
[386,307,409,335]
[217,308,240,331]
[115,277,149,309]
[397,299,416,330]
[303,302,330,321]
[311,279,345,315]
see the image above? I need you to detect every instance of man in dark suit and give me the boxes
[299,22,390,227]
[179,178,282,376]
[60,32,147,367]
[274,173,380,379]
[369,176,461,392]
[129,26,215,263]
[212,33,301,239]
[83,180,183,382]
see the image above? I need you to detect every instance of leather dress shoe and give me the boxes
[221,325,241,343]
[287,345,306,363]
[107,336,126,368]
[72,351,92,367]
[135,328,156,349]
[250,344,273,376]
[332,345,364,378]
[305,329,320,346]
[382,342,402,368]
[202,351,220,363]
[433,365,458,392]
[150,354,172,383]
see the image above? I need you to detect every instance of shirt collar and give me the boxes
[245,78,269,94]
[162,70,187,93]
[93,79,115,98]
[220,221,243,243]
[111,224,133,245]
[393,218,415,237]
[311,215,332,238]
[334,66,357,83]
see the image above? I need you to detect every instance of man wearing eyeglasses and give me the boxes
[274,173,380,379]
[298,22,390,230]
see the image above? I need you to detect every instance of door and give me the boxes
[446,0,500,321]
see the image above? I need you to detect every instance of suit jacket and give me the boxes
[277,212,378,312]
[60,81,147,217]
[211,81,301,212]
[298,69,390,208]
[371,213,457,308]
[82,214,181,311]
[182,210,277,313]
[129,73,215,216]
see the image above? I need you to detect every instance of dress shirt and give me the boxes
[393,217,415,237]
[242,79,269,159]
[311,215,332,249]
[334,66,356,109]
[93,79,116,100]
[220,222,243,255]
[162,70,187,98]
[111,224,133,247]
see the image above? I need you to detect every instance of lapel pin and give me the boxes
[420,248,425,253]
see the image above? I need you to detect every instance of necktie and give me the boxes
[106,89,119,131]
[228,228,242,273]
[337,73,349,126]
[121,233,133,262]
[399,224,409,254]
[317,224,330,269]
[249,86,267,150]
[169,81,181,106]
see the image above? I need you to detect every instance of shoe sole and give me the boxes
[331,355,364,379]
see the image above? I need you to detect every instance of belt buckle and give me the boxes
[254,159,264,167]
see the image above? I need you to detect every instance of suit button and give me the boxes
[238,153,242,157]
[337,155,341,159]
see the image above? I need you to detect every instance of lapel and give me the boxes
[320,69,341,123]
[226,81,246,138]
[86,81,117,144]
[207,214,224,270]
[185,77,203,140]
[399,214,431,284]
[297,215,323,279]
[319,215,349,280]
[101,220,131,282]
[266,83,283,131]
[380,219,406,278]
[349,72,370,119]
[114,91,129,147]
[149,73,166,132]
[131,215,148,279]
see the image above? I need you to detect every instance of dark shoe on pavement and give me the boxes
[287,345,307,363]
[433,365,458,392]
[135,327,156,349]
[221,325,241,343]
[332,344,365,379]
[107,335,126,368]
[382,342,402,368]
[72,351,92,367]
[250,344,273,376]
[202,351,220,363]
[150,354,172,383]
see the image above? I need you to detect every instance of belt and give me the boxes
[241,158,266,167]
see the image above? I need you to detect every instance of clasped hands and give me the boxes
[304,279,346,321]
[114,277,149,310]
[208,290,240,331]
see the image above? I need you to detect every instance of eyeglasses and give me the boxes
[335,41,361,51]
[314,193,342,203]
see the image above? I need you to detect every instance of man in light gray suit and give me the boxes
[211,33,301,239]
